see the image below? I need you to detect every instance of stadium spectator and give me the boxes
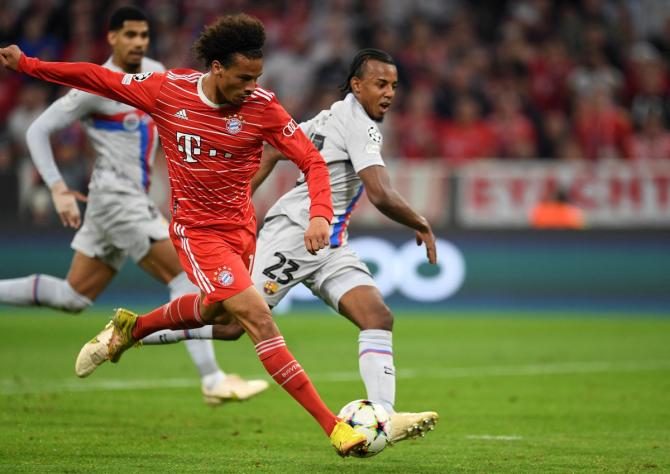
[261,32,318,119]
[632,109,670,160]
[625,42,670,129]
[538,110,571,159]
[0,65,21,125]
[440,95,496,163]
[573,85,634,160]
[392,86,442,160]
[568,48,623,100]
[16,12,62,61]
[488,89,537,159]
[6,82,50,221]
[528,37,574,113]
[0,137,18,221]
[434,60,489,120]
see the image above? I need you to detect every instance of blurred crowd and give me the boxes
[1,0,670,225]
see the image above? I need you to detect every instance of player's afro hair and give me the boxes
[194,13,265,68]
[109,6,148,31]
[340,49,396,93]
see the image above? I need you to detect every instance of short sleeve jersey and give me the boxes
[265,93,385,247]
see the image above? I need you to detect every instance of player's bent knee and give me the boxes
[33,275,93,313]
[212,322,245,340]
[237,310,277,341]
[367,303,394,331]
[342,293,394,331]
[60,285,93,313]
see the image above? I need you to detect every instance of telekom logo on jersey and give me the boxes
[176,132,232,162]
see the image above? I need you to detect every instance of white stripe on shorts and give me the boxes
[174,223,215,293]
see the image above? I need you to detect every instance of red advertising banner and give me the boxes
[458,160,670,227]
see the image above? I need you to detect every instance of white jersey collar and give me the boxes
[197,73,226,108]
[103,56,122,72]
[345,92,368,118]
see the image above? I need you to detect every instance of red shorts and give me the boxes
[170,221,256,305]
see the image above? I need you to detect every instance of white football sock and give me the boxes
[359,329,396,414]
[0,274,91,313]
[168,272,224,380]
[141,326,213,345]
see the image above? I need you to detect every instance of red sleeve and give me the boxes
[18,55,162,113]
[261,98,333,222]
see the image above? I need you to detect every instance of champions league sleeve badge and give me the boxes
[225,114,244,135]
[367,126,382,143]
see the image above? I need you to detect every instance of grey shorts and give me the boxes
[251,215,376,310]
[71,191,170,271]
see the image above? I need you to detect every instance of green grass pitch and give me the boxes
[1,308,669,473]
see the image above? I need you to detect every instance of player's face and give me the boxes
[213,54,263,106]
[352,60,398,122]
[108,20,150,72]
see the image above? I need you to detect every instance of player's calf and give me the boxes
[0,274,91,313]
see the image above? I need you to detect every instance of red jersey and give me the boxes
[18,55,333,228]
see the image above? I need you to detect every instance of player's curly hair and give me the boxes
[193,13,265,68]
[340,48,396,93]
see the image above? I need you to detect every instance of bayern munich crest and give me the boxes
[215,266,235,287]
[225,114,244,135]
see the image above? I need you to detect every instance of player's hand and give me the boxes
[0,45,22,71]
[51,180,87,229]
[304,216,330,255]
[415,220,437,264]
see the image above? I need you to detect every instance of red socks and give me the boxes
[132,293,203,340]
[256,336,337,435]
[132,300,338,436]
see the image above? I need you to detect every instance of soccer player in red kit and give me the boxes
[0,14,366,456]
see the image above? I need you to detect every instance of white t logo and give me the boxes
[176,132,201,163]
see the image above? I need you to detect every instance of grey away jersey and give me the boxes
[265,93,385,247]
[27,56,165,196]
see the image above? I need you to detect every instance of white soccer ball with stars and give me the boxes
[337,399,391,457]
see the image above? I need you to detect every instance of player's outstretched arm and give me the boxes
[1,45,160,112]
[359,165,437,264]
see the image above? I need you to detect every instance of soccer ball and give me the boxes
[337,399,391,457]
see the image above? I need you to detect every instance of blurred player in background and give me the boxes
[0,13,367,456]
[0,6,268,405]
[141,49,440,444]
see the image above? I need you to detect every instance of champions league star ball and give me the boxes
[337,399,391,457]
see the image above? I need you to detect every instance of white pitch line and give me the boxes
[466,435,523,441]
[1,360,669,395]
